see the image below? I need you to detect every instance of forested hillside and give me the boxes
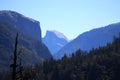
[40,35,120,80]
[2,35,119,80]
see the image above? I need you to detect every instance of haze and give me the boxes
[0,0,120,40]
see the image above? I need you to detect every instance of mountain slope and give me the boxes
[0,10,41,41]
[55,22,120,59]
[0,11,52,71]
[42,30,68,55]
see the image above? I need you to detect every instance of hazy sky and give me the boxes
[0,0,120,40]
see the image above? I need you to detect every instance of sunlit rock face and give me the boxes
[0,10,41,41]
[43,30,69,55]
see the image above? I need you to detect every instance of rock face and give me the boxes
[55,22,120,59]
[0,11,52,71]
[0,10,41,41]
[42,30,68,55]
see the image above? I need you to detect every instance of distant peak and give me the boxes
[46,30,68,41]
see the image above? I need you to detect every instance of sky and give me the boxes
[0,0,120,40]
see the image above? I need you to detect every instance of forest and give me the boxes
[0,35,120,80]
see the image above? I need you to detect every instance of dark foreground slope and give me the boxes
[8,34,120,80]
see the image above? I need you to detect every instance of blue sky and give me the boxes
[0,0,120,40]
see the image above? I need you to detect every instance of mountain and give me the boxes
[42,30,68,55]
[0,11,52,71]
[55,22,120,59]
[0,10,41,41]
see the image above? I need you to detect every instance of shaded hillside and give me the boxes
[55,22,120,59]
[0,23,51,71]
[43,30,68,55]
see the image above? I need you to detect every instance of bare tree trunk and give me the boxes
[10,33,18,80]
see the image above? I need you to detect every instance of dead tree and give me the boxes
[10,33,23,80]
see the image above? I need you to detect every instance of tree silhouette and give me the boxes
[10,33,23,80]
